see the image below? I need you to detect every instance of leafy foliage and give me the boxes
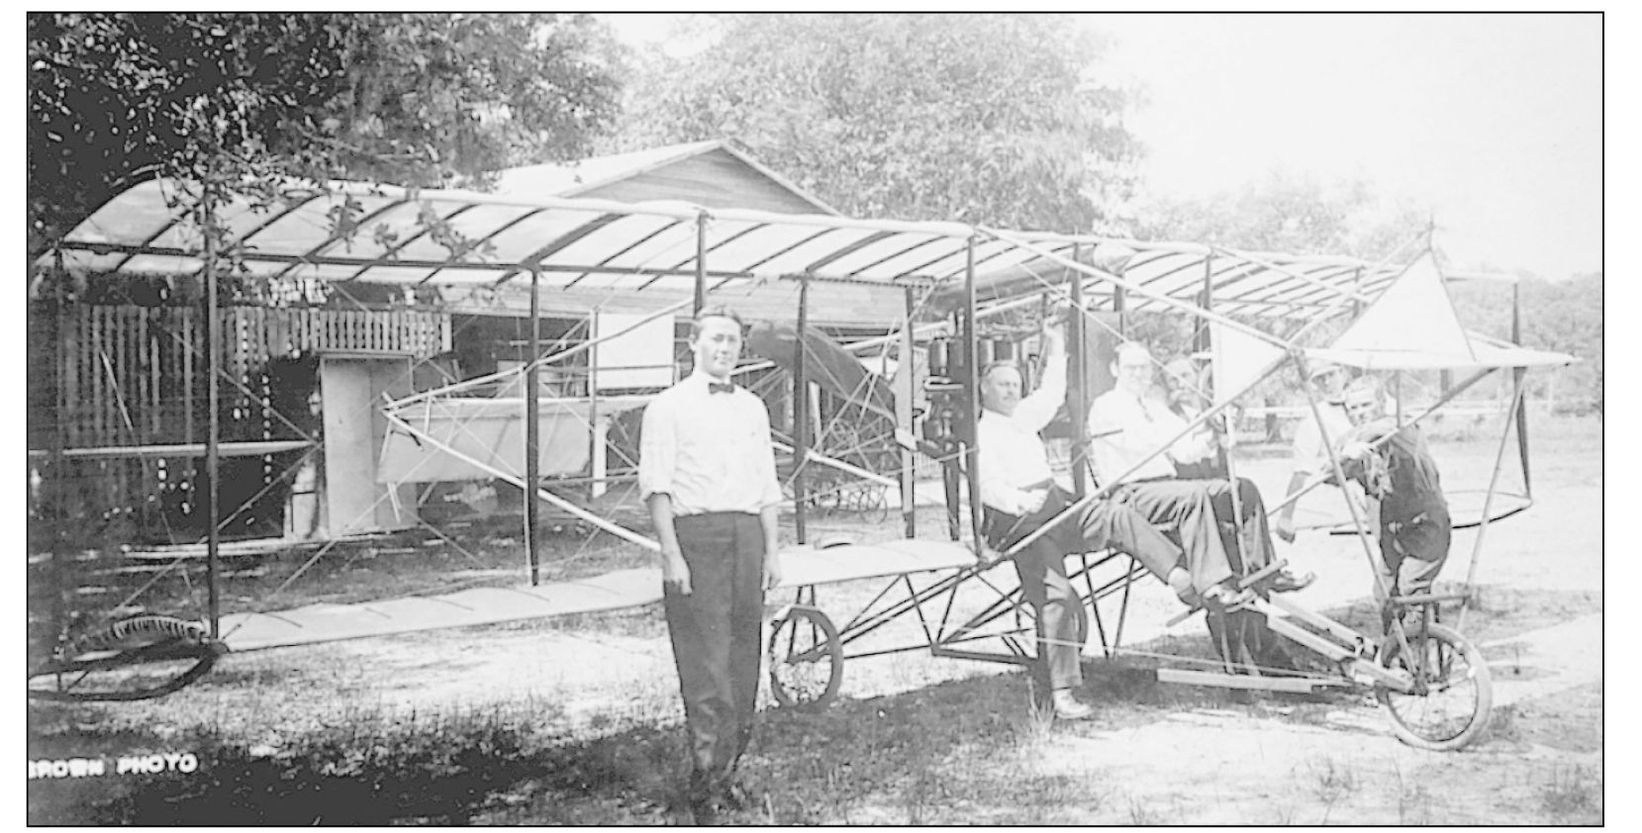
[614,13,1141,233]
[1133,171,1431,262]
[28,13,625,255]
[1137,174,1601,413]
[1450,272,1602,412]
[1129,175,1436,408]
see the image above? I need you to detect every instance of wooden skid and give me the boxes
[1259,595,1368,646]
[1157,667,1344,693]
[1263,615,1356,662]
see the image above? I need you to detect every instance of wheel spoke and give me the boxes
[30,615,221,702]
[1374,623,1492,751]
[767,606,842,710]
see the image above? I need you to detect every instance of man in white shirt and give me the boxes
[1086,343,1301,604]
[639,306,784,824]
[976,320,1211,721]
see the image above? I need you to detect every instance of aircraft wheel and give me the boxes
[1375,623,1492,751]
[767,605,842,710]
[29,615,224,702]
[860,485,891,525]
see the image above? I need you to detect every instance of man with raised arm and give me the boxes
[976,318,1215,721]
[639,305,783,824]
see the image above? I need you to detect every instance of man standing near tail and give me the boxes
[639,306,783,824]
[1333,375,1451,633]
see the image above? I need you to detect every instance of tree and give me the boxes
[1450,272,1602,412]
[1132,172,1431,263]
[28,13,626,255]
[1123,175,1436,414]
[1139,177,1602,413]
[614,13,1141,233]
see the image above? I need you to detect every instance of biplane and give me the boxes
[28,175,1573,752]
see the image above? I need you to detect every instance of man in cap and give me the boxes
[1274,360,1358,544]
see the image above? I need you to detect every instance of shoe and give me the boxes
[720,781,753,813]
[1167,567,1199,606]
[687,773,727,825]
[689,796,720,826]
[1052,689,1095,721]
[1265,569,1316,594]
[1200,583,1254,611]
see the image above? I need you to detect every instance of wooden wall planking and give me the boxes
[38,305,449,450]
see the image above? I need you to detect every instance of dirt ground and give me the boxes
[27,412,1604,824]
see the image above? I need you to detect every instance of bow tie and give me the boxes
[708,382,735,395]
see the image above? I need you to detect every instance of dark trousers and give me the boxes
[984,487,1183,687]
[1109,479,1236,592]
[1196,476,1276,574]
[662,512,765,798]
[1375,508,1451,631]
[984,505,1088,690]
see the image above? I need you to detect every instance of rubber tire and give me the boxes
[861,485,891,525]
[767,605,843,710]
[1375,622,1492,751]
[29,615,224,703]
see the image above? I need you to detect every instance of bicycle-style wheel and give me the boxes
[767,605,842,710]
[1374,622,1492,751]
[858,484,891,525]
[29,615,225,702]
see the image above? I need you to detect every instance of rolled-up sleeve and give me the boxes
[1014,353,1067,433]
[637,396,676,502]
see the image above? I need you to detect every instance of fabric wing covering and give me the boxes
[46,177,1419,326]
[1308,253,1576,371]
[377,396,651,484]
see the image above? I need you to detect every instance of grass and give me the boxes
[1125,793,1183,825]
[31,706,541,825]
[1394,768,1435,825]
[1538,764,1601,819]
[27,613,1309,826]
[25,413,1604,824]
[1488,702,1524,743]
[27,644,1175,825]
[29,542,1594,823]
[1308,757,1360,808]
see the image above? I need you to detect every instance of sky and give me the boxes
[608,12,1604,282]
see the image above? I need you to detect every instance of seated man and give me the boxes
[976,322,1248,721]
[1087,343,1310,598]
[1331,375,1451,633]
[1160,357,1313,589]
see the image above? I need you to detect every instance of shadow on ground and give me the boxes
[28,585,1598,825]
